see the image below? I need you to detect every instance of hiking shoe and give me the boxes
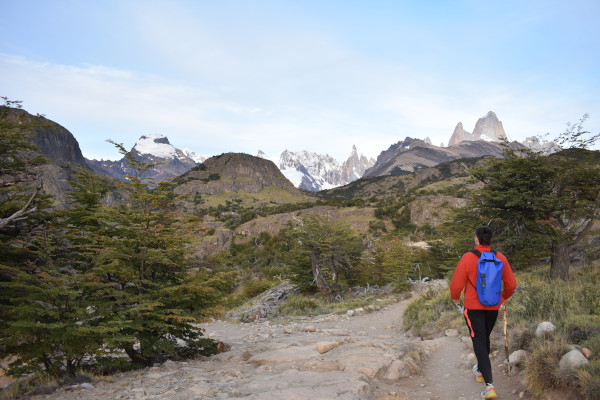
[481,383,497,399]
[473,364,484,383]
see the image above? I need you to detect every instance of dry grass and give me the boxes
[523,338,576,396]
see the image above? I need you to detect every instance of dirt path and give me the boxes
[24,289,528,400]
[392,335,526,400]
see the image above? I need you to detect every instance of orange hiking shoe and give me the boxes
[473,364,484,383]
[481,383,498,399]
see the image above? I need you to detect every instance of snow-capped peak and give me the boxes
[255,146,374,191]
[183,148,207,163]
[133,134,178,159]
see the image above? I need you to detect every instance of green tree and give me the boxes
[287,215,363,302]
[84,142,216,365]
[0,101,96,377]
[472,118,600,280]
[359,234,413,289]
[0,100,48,229]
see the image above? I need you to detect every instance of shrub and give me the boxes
[524,339,575,396]
[240,279,277,299]
[279,294,322,316]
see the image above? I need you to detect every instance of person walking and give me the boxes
[450,226,517,399]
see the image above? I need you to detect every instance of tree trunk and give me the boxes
[124,344,148,366]
[310,251,333,303]
[550,241,571,280]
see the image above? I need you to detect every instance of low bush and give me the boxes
[279,294,323,316]
[523,338,575,396]
[403,289,460,338]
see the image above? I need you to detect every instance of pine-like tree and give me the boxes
[286,215,363,302]
[80,142,217,366]
[472,117,600,280]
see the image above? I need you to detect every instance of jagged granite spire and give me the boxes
[448,122,473,146]
[472,111,507,142]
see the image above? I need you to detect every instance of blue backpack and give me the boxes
[469,250,503,306]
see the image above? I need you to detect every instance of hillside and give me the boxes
[364,138,521,177]
[172,152,311,208]
[319,157,485,202]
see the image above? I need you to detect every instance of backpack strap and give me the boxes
[470,249,497,257]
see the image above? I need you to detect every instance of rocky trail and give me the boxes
[29,289,529,400]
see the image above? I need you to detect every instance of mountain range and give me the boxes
[11,107,536,196]
[85,134,206,182]
[256,147,376,191]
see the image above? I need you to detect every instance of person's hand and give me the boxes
[453,298,460,305]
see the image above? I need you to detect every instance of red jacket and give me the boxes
[450,245,517,310]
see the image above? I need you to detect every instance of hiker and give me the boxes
[450,226,517,399]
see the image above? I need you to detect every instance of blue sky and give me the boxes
[1,0,599,161]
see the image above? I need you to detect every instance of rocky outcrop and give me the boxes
[174,153,300,196]
[1,106,87,166]
[0,106,95,209]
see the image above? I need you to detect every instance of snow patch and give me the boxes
[183,148,207,163]
[133,135,178,159]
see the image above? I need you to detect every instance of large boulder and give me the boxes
[535,321,556,337]
[559,350,589,370]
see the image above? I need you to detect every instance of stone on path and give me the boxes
[381,359,411,382]
[317,341,340,354]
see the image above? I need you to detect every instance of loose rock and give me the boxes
[317,341,340,354]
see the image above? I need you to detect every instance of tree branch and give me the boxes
[0,180,42,229]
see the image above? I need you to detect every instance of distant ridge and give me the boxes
[86,134,204,182]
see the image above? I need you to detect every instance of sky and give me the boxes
[1,0,599,161]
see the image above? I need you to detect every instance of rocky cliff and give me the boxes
[1,106,87,166]
[0,106,91,209]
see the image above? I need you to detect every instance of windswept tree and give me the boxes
[287,214,363,302]
[472,116,600,280]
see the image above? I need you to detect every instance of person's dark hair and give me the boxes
[476,226,493,245]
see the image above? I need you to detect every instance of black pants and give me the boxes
[464,309,499,384]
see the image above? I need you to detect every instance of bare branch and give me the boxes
[0,180,43,229]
